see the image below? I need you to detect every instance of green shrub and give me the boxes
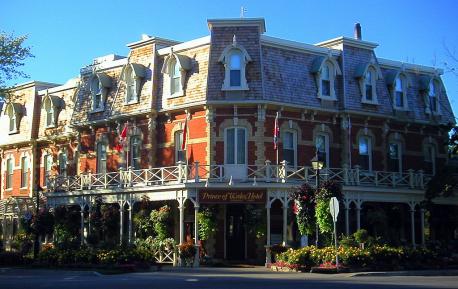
[353,229,369,244]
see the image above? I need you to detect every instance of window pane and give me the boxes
[97,143,107,173]
[395,77,402,92]
[175,131,186,163]
[47,110,53,126]
[389,143,399,159]
[226,128,235,164]
[21,157,28,187]
[171,77,181,94]
[237,128,246,165]
[359,155,369,170]
[131,137,141,169]
[230,53,241,70]
[7,159,13,188]
[322,80,331,96]
[9,116,15,132]
[395,92,404,107]
[230,70,241,86]
[94,94,102,109]
[316,135,325,153]
[429,81,435,97]
[365,70,372,84]
[322,65,330,80]
[359,137,369,155]
[45,155,52,175]
[365,85,373,100]
[59,153,67,176]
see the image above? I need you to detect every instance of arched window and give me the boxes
[58,151,67,177]
[229,51,242,87]
[6,105,17,133]
[170,59,182,95]
[91,77,102,110]
[219,38,251,91]
[21,156,29,188]
[365,69,374,101]
[130,136,141,169]
[6,158,13,189]
[282,130,297,167]
[96,142,107,174]
[315,133,329,167]
[321,63,331,97]
[394,76,407,109]
[429,80,438,113]
[358,136,372,171]
[43,97,55,127]
[174,130,186,163]
[225,127,247,165]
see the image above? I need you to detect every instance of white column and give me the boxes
[420,209,425,246]
[410,207,416,248]
[119,203,124,245]
[265,203,272,266]
[179,202,185,244]
[193,205,200,267]
[344,200,350,236]
[282,203,288,246]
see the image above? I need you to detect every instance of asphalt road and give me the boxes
[0,267,457,289]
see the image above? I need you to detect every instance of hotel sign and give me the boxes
[199,190,266,204]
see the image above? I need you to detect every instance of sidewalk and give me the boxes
[349,269,458,277]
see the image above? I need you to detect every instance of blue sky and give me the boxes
[2,0,458,116]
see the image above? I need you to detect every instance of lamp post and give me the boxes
[311,151,324,248]
[33,186,43,259]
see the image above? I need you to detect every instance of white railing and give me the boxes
[154,248,176,264]
[47,161,431,193]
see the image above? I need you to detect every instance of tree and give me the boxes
[0,32,34,96]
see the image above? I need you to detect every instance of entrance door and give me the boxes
[226,204,245,260]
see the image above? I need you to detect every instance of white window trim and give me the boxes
[282,130,297,168]
[358,136,373,172]
[224,127,248,165]
[161,52,191,99]
[315,133,330,168]
[5,103,20,134]
[90,73,111,113]
[219,36,252,91]
[313,57,342,101]
[5,156,14,190]
[393,74,409,111]
[124,64,145,105]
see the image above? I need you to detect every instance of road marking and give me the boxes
[185,278,199,282]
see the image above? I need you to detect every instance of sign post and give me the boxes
[329,197,339,270]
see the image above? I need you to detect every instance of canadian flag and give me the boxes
[273,111,280,150]
[115,122,128,152]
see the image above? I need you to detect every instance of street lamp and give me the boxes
[311,152,324,247]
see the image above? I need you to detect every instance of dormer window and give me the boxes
[90,72,111,111]
[170,59,182,95]
[124,63,145,105]
[311,56,341,100]
[162,52,191,98]
[365,69,374,101]
[356,63,381,104]
[395,77,404,108]
[219,36,251,91]
[42,93,63,128]
[4,102,22,134]
[429,80,438,113]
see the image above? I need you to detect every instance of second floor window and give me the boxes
[97,142,107,174]
[424,144,436,175]
[388,142,402,173]
[6,158,13,189]
[174,131,186,163]
[315,134,329,167]
[59,152,67,176]
[282,131,296,167]
[44,154,52,185]
[21,156,28,188]
[358,136,372,171]
[130,136,141,169]
[225,127,246,165]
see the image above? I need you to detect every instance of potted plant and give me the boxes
[178,242,196,267]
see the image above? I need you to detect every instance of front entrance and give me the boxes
[226,204,245,260]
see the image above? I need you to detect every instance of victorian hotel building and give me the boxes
[0,18,457,265]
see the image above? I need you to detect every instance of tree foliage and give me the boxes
[0,32,34,95]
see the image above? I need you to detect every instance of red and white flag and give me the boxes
[181,117,188,151]
[115,122,128,152]
[273,111,280,150]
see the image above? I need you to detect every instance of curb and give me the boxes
[349,270,458,277]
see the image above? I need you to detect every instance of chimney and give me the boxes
[354,23,362,40]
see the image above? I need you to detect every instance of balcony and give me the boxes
[46,161,431,193]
